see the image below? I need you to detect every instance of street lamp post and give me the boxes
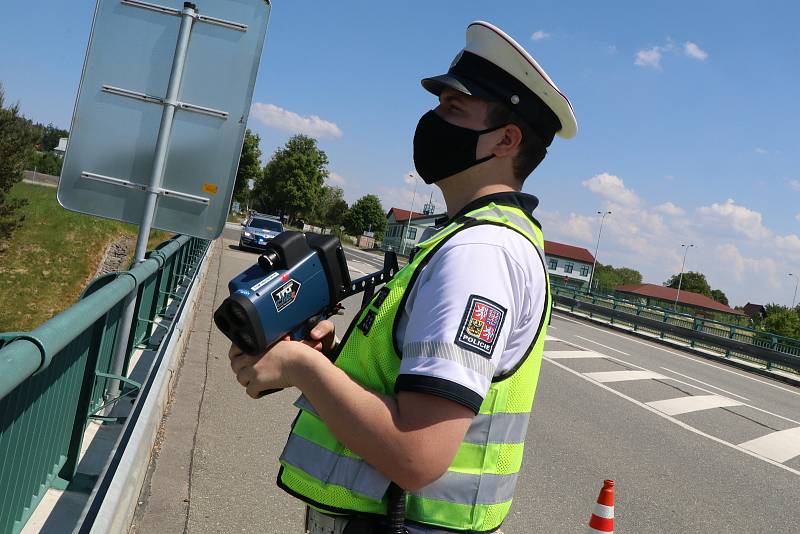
[674,243,695,310]
[790,273,799,308]
[401,174,418,256]
[587,211,611,293]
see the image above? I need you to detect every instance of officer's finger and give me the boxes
[230,354,255,375]
[228,344,244,360]
[236,366,252,387]
[310,320,335,340]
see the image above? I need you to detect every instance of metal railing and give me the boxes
[551,284,800,374]
[0,235,209,534]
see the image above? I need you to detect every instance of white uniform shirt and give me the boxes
[394,193,548,413]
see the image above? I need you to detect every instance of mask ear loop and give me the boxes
[472,122,509,165]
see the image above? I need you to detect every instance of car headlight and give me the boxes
[243,231,252,237]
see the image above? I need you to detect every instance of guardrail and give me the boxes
[552,286,800,374]
[0,235,209,534]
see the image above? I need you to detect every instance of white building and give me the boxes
[544,240,595,290]
[383,208,444,255]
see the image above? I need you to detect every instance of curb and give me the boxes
[74,239,217,534]
[553,308,800,389]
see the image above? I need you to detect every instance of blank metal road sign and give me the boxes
[58,0,271,240]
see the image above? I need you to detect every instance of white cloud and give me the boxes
[327,172,346,186]
[664,175,675,181]
[403,171,419,185]
[531,30,550,42]
[654,202,686,216]
[788,179,800,191]
[582,172,641,206]
[634,47,663,69]
[755,147,768,155]
[684,41,708,60]
[250,103,342,139]
[796,213,800,222]
[697,199,772,241]
[716,244,780,287]
[775,234,800,255]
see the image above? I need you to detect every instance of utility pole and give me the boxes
[674,243,694,310]
[401,174,418,256]
[587,210,611,293]
[790,273,799,308]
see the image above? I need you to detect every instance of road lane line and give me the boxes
[543,357,800,476]
[738,427,800,463]
[545,334,560,341]
[646,394,742,416]
[574,335,630,355]
[554,314,800,397]
[659,367,750,401]
[584,370,667,383]
[544,350,605,360]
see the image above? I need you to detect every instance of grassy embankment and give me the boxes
[0,182,172,332]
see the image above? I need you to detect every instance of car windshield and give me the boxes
[248,218,283,232]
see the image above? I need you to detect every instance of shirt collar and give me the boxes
[435,191,541,227]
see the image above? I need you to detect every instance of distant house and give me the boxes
[54,137,68,156]
[544,240,595,290]
[383,208,444,254]
[615,283,745,319]
[742,302,767,321]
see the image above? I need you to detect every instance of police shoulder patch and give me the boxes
[454,294,507,358]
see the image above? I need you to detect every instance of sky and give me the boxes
[1,1,799,307]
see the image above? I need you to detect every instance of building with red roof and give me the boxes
[383,207,445,254]
[544,240,596,290]
[614,283,745,319]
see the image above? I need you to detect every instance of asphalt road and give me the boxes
[133,227,800,533]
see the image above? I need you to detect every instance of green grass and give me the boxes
[0,182,172,332]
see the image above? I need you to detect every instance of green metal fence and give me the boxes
[551,283,800,372]
[0,235,209,534]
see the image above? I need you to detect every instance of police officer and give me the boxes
[230,21,577,533]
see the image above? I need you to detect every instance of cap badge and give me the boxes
[510,95,520,105]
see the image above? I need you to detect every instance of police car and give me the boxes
[239,214,284,252]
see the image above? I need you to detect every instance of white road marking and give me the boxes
[543,350,606,360]
[544,357,800,476]
[585,370,667,383]
[738,427,800,463]
[646,394,742,416]
[659,367,750,401]
[554,314,800,398]
[574,335,630,355]
[545,334,560,341]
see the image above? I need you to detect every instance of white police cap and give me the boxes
[422,21,577,144]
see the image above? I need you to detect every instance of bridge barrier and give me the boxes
[0,235,209,534]
[552,286,800,375]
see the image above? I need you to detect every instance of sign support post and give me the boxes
[108,2,197,400]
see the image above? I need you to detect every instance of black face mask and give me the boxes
[413,110,505,185]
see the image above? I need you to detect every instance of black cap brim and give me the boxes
[421,73,497,102]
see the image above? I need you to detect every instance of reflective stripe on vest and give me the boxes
[278,201,551,532]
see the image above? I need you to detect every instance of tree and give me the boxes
[254,135,328,223]
[709,288,729,306]
[343,194,386,237]
[310,185,348,229]
[762,305,800,339]
[593,263,642,290]
[26,150,62,176]
[233,129,262,205]
[664,271,712,297]
[0,85,37,244]
[34,123,68,152]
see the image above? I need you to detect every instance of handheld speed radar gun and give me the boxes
[213,232,398,389]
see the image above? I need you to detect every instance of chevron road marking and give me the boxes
[738,427,800,463]
[543,350,606,359]
[646,394,743,416]
[585,370,667,383]
[554,314,800,398]
[544,357,800,476]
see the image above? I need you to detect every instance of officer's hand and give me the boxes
[229,340,297,398]
[303,319,337,355]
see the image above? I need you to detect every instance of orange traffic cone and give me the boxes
[588,479,615,533]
